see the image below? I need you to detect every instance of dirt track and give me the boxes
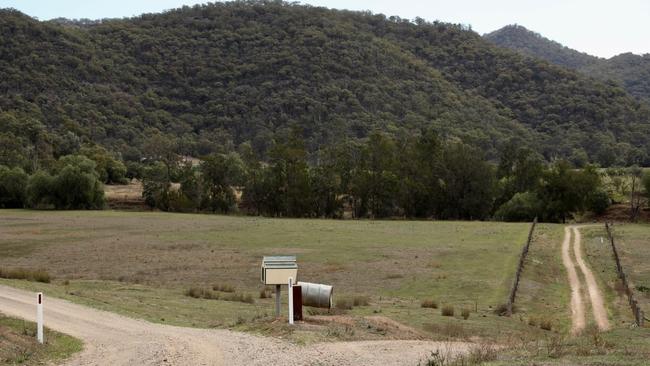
[560,226,610,334]
[0,285,470,366]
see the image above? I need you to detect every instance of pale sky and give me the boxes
[1,0,648,58]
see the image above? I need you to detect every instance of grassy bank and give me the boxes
[0,313,82,365]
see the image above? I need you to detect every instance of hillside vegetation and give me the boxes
[485,24,650,105]
[1,2,650,170]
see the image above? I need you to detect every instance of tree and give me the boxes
[629,166,644,221]
[200,153,245,213]
[0,166,28,208]
[437,143,496,220]
[26,155,104,209]
[80,145,128,184]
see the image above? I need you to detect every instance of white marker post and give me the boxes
[288,277,294,325]
[36,292,44,344]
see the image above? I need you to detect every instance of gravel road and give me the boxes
[0,284,470,365]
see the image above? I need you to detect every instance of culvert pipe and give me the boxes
[297,282,333,308]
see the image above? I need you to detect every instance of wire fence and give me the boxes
[605,222,645,327]
[506,217,537,316]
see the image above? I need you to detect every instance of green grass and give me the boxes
[0,313,82,365]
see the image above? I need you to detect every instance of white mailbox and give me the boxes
[261,256,298,285]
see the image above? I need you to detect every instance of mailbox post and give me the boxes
[261,256,298,317]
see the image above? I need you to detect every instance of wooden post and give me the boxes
[293,285,303,321]
[275,284,281,317]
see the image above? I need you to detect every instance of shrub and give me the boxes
[586,189,610,215]
[441,305,455,317]
[461,308,470,320]
[421,299,438,309]
[494,303,510,316]
[494,191,542,222]
[259,289,269,298]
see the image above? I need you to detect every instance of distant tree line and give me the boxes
[3,128,649,222]
[137,129,616,223]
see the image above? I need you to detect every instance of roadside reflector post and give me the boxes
[36,292,44,344]
[288,277,294,325]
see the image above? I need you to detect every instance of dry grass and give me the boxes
[213,283,235,293]
[0,268,50,283]
[461,308,470,320]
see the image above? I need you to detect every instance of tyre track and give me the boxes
[560,226,609,335]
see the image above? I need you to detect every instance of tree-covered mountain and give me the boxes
[2,2,650,170]
[485,24,650,104]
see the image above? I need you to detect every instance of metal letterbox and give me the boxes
[261,256,298,285]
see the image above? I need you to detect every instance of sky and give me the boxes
[1,0,649,58]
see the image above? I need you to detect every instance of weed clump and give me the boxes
[352,296,370,307]
[335,298,353,310]
[421,299,438,309]
[185,287,253,304]
[441,305,455,317]
[213,283,235,293]
[539,317,553,331]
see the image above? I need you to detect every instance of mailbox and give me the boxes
[261,256,298,285]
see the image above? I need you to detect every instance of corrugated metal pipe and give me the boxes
[297,282,333,308]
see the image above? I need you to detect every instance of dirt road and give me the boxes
[0,285,470,365]
[560,226,610,335]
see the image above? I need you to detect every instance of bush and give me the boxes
[441,305,455,317]
[461,308,470,320]
[586,189,610,215]
[421,299,438,309]
[494,191,542,222]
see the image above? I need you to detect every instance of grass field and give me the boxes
[3,210,650,364]
[0,210,539,342]
[0,313,82,365]
[602,224,650,317]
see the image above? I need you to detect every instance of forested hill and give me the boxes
[485,25,650,104]
[2,2,650,169]
[483,25,600,69]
